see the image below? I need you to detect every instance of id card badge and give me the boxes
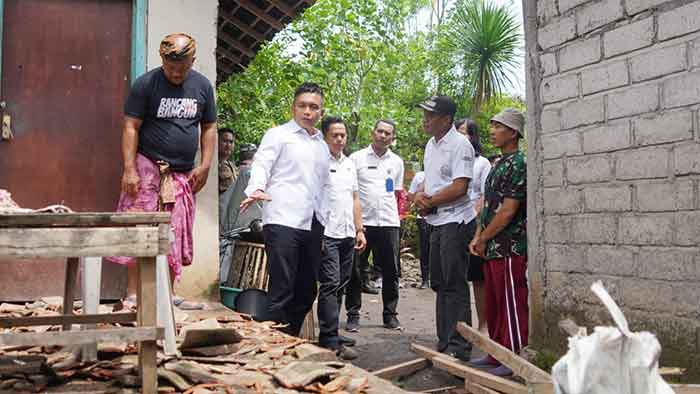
[385,177,394,192]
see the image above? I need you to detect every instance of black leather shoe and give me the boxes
[383,316,402,330]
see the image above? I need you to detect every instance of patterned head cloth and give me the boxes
[159,33,196,61]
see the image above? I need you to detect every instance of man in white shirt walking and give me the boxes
[241,82,330,336]
[317,116,367,359]
[414,96,476,361]
[345,120,405,331]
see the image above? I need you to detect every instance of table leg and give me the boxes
[137,257,157,394]
[62,258,79,331]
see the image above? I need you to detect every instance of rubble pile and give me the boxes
[0,300,405,394]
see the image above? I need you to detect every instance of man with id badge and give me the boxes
[346,120,405,331]
[414,95,476,361]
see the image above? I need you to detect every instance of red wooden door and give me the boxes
[0,0,132,300]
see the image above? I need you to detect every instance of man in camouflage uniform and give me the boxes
[469,108,527,377]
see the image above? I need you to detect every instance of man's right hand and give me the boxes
[121,168,140,197]
[240,189,272,212]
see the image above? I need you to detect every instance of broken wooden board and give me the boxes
[373,357,430,380]
[456,322,551,383]
[0,355,47,375]
[411,343,527,394]
[273,361,344,389]
[0,212,170,227]
[294,343,336,362]
[181,344,239,357]
[180,328,243,350]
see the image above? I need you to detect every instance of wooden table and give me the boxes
[0,212,170,394]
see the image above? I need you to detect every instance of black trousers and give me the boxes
[346,226,400,322]
[317,236,355,348]
[263,216,323,336]
[417,218,431,283]
[430,220,474,354]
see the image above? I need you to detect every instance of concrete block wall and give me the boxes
[526,0,700,377]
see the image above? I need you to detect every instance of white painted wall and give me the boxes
[147,0,220,299]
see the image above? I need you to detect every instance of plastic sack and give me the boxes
[552,281,674,394]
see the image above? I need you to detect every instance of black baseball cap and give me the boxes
[417,95,457,117]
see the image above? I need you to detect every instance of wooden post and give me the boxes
[62,257,79,331]
[137,257,157,394]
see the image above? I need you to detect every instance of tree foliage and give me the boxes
[217,0,524,166]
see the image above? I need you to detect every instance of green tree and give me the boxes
[439,0,521,115]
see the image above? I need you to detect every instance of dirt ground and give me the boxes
[333,285,482,392]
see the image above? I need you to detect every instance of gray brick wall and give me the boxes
[527,0,700,378]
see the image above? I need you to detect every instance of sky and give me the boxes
[415,0,526,96]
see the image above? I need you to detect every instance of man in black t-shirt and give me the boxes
[106,33,217,310]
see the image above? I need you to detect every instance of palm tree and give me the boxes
[442,0,521,115]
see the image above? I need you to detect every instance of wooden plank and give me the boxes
[0,313,136,328]
[0,327,162,347]
[528,382,554,394]
[373,358,430,380]
[0,212,170,227]
[137,257,158,394]
[62,258,79,330]
[411,343,527,394]
[131,0,148,80]
[0,226,167,258]
[432,356,527,394]
[457,322,551,383]
[466,381,500,394]
[672,384,700,394]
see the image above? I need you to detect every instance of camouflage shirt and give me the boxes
[479,151,527,260]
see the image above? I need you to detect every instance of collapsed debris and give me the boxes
[0,301,408,393]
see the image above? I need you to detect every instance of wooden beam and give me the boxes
[217,45,245,66]
[217,60,236,76]
[456,322,551,383]
[218,31,256,58]
[466,381,501,394]
[373,358,430,380]
[0,212,170,227]
[220,9,267,43]
[672,384,700,394]
[267,0,297,18]
[0,313,137,328]
[0,327,162,347]
[237,0,284,30]
[411,343,527,394]
[0,226,168,258]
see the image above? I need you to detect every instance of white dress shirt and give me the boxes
[423,126,476,226]
[323,153,359,239]
[245,120,330,231]
[469,155,492,204]
[350,145,404,228]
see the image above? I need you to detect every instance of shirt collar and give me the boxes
[288,119,322,139]
[367,144,392,159]
[330,152,347,163]
[431,126,459,146]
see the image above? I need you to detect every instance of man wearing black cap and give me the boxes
[414,95,475,361]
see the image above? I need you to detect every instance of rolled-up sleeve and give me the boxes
[244,129,279,196]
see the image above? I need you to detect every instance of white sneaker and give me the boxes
[374,278,383,289]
